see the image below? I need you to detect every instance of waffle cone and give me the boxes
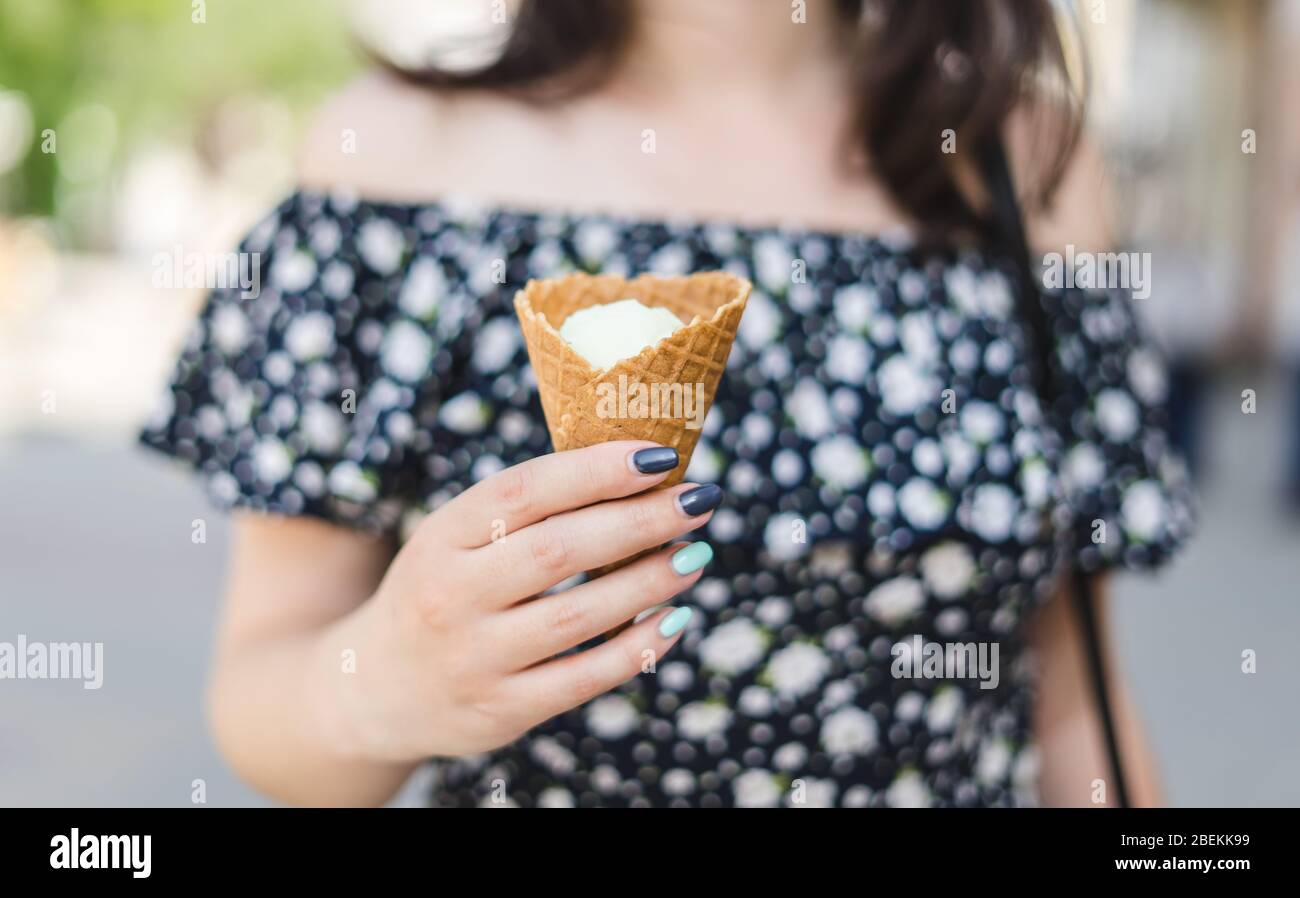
[514,272,750,626]
[514,271,751,486]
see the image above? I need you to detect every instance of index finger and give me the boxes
[430,441,680,548]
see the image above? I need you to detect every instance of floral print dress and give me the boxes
[140,189,1193,807]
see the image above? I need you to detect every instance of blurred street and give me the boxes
[2,373,1297,807]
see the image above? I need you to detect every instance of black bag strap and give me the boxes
[979,137,1131,809]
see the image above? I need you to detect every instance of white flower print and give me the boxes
[865,577,925,626]
[740,411,775,449]
[676,701,733,741]
[301,401,346,454]
[899,477,950,530]
[472,317,520,373]
[738,686,774,717]
[758,343,793,380]
[585,695,639,740]
[398,256,445,320]
[357,218,406,274]
[211,304,250,355]
[438,392,490,434]
[732,770,783,808]
[786,377,834,439]
[1121,479,1167,542]
[912,438,944,478]
[284,311,335,361]
[530,737,577,776]
[789,778,838,808]
[320,260,355,300]
[756,596,792,628]
[977,272,1014,318]
[1064,442,1107,491]
[772,448,805,487]
[574,220,618,264]
[697,618,768,676]
[975,739,1012,786]
[327,460,377,503]
[867,481,895,518]
[820,706,878,755]
[535,787,575,808]
[944,266,981,316]
[960,400,1004,445]
[1095,388,1140,442]
[826,334,871,383]
[925,688,963,734]
[753,235,794,291]
[648,242,692,276]
[709,507,745,542]
[833,283,876,332]
[763,511,810,561]
[877,353,938,416]
[1021,458,1052,508]
[920,542,976,599]
[739,290,781,348]
[380,320,434,382]
[772,742,808,771]
[898,311,941,365]
[661,768,696,797]
[765,643,832,699]
[885,770,932,808]
[898,269,927,305]
[811,435,869,490]
[684,441,722,482]
[1127,347,1168,404]
[658,661,693,692]
[270,248,316,293]
[969,483,1019,543]
[252,438,293,485]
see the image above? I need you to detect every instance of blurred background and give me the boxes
[1,0,1297,807]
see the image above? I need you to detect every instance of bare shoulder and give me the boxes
[296,69,539,201]
[1006,103,1114,253]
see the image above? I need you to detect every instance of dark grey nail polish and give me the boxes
[631,446,679,474]
[677,484,723,516]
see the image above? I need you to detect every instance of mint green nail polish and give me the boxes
[671,542,713,575]
[658,606,693,638]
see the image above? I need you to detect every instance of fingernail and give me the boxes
[670,542,713,575]
[630,446,678,474]
[676,484,723,517]
[658,606,694,638]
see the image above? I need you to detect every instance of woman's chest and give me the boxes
[418,237,1070,606]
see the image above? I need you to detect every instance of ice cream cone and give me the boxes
[514,271,751,486]
[514,271,750,623]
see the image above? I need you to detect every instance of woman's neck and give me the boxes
[618,0,847,98]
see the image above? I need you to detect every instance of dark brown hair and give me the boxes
[383,0,1084,245]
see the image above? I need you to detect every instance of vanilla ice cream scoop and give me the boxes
[558,298,686,371]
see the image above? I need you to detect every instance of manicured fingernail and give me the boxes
[676,484,723,516]
[670,542,713,575]
[630,446,678,474]
[658,606,694,638]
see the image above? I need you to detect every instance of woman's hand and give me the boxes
[324,441,721,763]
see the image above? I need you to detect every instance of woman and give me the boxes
[141,0,1193,807]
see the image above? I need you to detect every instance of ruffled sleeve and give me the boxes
[138,191,453,534]
[1040,284,1195,571]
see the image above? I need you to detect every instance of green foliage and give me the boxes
[0,0,360,218]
